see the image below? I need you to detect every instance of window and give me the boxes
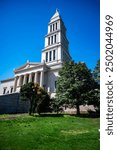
[53,24,54,31]
[53,50,56,60]
[3,87,7,94]
[50,25,52,32]
[51,36,53,44]
[10,87,13,93]
[46,52,48,62]
[48,37,50,45]
[49,51,52,61]
[54,35,56,43]
[56,23,57,30]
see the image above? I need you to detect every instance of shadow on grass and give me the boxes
[32,113,64,117]
[74,113,100,118]
[31,112,100,118]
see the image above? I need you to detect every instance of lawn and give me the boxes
[0,114,100,150]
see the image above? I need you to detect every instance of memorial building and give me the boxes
[0,10,71,97]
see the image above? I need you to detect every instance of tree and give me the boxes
[20,82,50,115]
[20,82,36,115]
[92,59,100,85]
[56,61,97,115]
[86,88,100,113]
[36,87,51,115]
[90,59,100,113]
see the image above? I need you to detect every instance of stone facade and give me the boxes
[0,10,71,98]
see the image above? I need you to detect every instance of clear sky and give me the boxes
[0,0,100,80]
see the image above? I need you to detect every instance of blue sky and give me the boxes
[0,0,100,80]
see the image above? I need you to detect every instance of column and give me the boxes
[34,72,38,83]
[13,76,18,92]
[48,87,50,93]
[23,74,27,85]
[18,76,22,87]
[29,73,32,83]
[40,71,44,87]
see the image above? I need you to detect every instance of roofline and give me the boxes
[0,77,14,83]
[14,62,41,72]
[14,62,49,73]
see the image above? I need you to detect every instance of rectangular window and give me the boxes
[51,36,53,44]
[10,87,13,93]
[54,35,56,43]
[49,51,52,61]
[53,50,56,60]
[53,24,54,31]
[46,52,48,62]
[56,23,57,30]
[3,88,7,94]
[48,37,50,45]
[50,25,52,32]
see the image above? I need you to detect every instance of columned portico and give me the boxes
[14,71,44,92]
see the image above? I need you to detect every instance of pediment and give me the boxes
[14,62,41,72]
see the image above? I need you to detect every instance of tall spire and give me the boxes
[50,9,61,22]
[56,8,59,13]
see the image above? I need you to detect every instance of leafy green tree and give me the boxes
[36,87,51,115]
[20,82,36,115]
[86,89,100,113]
[50,97,63,114]
[56,61,97,115]
[20,82,50,115]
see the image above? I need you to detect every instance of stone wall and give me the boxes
[0,93,29,114]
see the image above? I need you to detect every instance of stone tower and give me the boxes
[41,9,71,65]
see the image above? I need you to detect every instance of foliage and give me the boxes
[0,114,100,150]
[20,82,36,115]
[50,97,63,113]
[85,88,100,113]
[20,82,50,115]
[36,87,51,114]
[56,61,98,115]
[92,59,100,84]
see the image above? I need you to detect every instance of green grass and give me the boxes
[0,114,100,150]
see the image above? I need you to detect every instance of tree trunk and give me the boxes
[29,100,33,115]
[76,104,80,115]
